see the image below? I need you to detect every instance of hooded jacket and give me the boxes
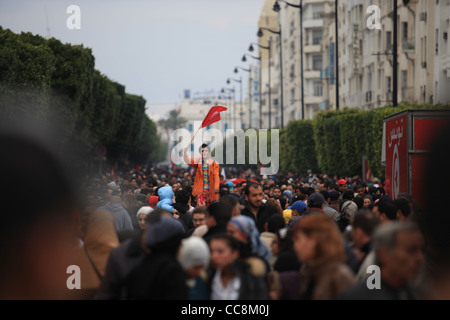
[157,186,175,213]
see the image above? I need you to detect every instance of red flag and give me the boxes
[201,106,227,128]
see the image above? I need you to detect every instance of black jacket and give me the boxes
[241,203,280,233]
[122,251,188,300]
[202,225,227,244]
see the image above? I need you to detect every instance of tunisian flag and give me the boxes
[201,106,227,128]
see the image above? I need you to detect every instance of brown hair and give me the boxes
[294,213,346,263]
[266,198,283,214]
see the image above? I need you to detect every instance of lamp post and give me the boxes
[273,0,304,119]
[234,66,251,129]
[221,87,235,130]
[227,78,242,129]
[249,42,271,129]
[258,26,284,128]
[242,53,262,129]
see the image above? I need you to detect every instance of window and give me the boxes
[313,81,323,96]
[312,55,322,70]
[386,31,393,51]
[313,12,322,19]
[312,30,322,45]
[402,70,407,89]
[402,22,408,40]
[290,88,295,103]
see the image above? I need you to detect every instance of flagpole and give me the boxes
[190,126,201,145]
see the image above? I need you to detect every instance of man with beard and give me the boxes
[241,182,280,233]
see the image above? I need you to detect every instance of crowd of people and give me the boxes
[2,133,450,301]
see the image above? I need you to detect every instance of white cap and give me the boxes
[136,206,153,219]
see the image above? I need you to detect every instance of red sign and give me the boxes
[385,115,407,199]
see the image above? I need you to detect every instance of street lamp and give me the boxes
[242,53,262,129]
[250,42,272,129]
[235,66,252,128]
[227,77,242,130]
[273,0,305,120]
[221,87,235,130]
[258,26,284,129]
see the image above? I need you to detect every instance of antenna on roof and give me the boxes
[44,5,51,38]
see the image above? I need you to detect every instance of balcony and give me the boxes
[402,37,415,52]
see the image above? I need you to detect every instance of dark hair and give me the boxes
[244,182,261,196]
[219,195,239,209]
[394,198,411,218]
[354,197,364,210]
[329,191,340,201]
[192,206,208,215]
[219,185,230,197]
[207,201,232,226]
[320,190,330,201]
[342,190,355,201]
[375,199,397,221]
[377,187,386,196]
[175,189,190,205]
[352,209,380,236]
[267,214,286,233]
[209,233,241,252]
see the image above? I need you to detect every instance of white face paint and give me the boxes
[201,148,209,160]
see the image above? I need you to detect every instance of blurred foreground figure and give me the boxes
[0,133,79,299]
[419,124,450,299]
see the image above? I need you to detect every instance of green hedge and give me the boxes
[0,27,165,165]
[280,104,450,178]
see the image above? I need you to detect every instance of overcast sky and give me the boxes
[0,0,264,120]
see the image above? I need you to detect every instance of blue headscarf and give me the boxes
[228,215,272,263]
[283,190,293,202]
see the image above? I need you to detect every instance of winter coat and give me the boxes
[187,157,220,202]
[157,186,175,213]
[299,259,355,300]
[122,251,188,300]
[98,201,134,232]
[95,233,147,300]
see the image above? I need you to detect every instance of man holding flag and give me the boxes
[182,106,227,206]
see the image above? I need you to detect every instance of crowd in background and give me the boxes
[1,129,450,300]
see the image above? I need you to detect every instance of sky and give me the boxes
[0,0,264,120]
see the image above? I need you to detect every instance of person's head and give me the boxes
[219,195,240,217]
[307,192,325,210]
[293,213,346,265]
[372,222,424,289]
[244,182,264,210]
[363,195,373,208]
[206,201,232,228]
[329,191,340,203]
[148,196,159,209]
[337,179,348,192]
[351,209,380,249]
[319,190,331,204]
[177,236,210,280]
[145,216,185,255]
[0,133,79,299]
[209,234,241,270]
[373,199,398,223]
[175,189,190,206]
[342,190,355,201]
[227,215,272,261]
[192,206,207,228]
[394,198,412,222]
[136,206,154,230]
[290,201,307,217]
[200,143,211,160]
[355,185,365,198]
[265,214,286,234]
[377,187,386,196]
[273,187,282,199]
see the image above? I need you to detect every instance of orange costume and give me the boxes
[186,156,220,205]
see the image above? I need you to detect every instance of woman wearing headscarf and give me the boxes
[227,215,272,276]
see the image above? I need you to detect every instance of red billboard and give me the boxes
[385,115,407,199]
